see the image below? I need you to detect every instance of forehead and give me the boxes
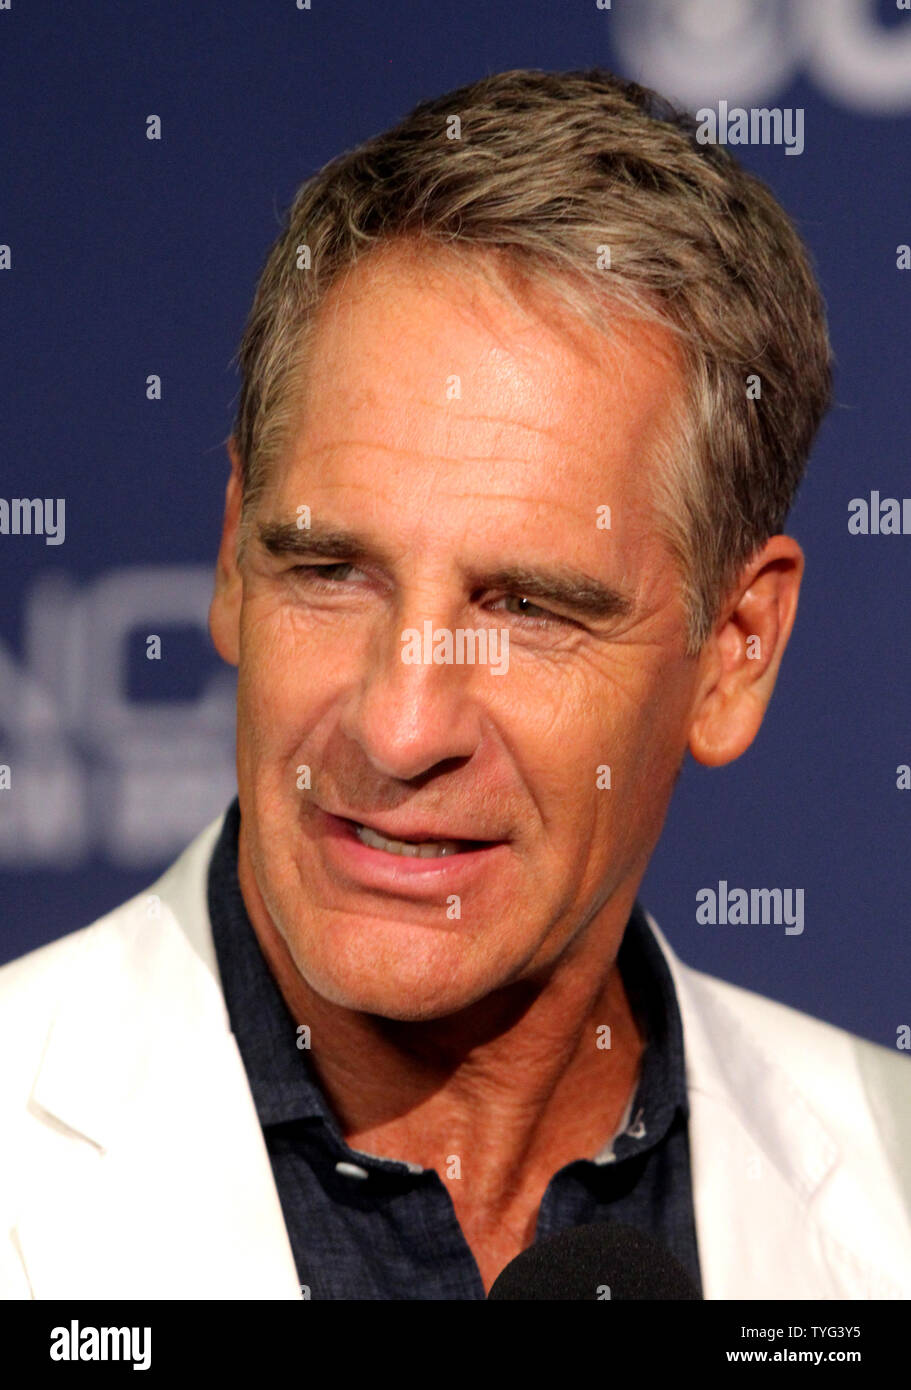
[269,244,685,562]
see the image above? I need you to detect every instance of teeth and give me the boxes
[354,822,465,857]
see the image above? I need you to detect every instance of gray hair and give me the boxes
[231,67,833,655]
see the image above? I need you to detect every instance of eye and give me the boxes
[287,562,360,585]
[493,594,573,627]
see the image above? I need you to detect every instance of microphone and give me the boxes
[487,1221,701,1299]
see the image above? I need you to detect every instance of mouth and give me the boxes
[343,818,493,859]
[315,809,510,894]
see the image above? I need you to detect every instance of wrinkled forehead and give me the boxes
[271,243,687,523]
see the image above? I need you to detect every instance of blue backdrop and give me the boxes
[2,0,909,1048]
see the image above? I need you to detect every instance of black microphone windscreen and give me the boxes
[487,1221,701,1300]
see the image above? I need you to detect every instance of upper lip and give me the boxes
[325,808,500,843]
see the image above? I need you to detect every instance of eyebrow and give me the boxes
[257,520,635,623]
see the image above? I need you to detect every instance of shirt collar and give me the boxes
[600,891,690,1162]
[208,797,688,1165]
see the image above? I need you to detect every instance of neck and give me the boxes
[237,828,645,1199]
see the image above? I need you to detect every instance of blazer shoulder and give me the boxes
[684,961,904,1064]
[0,927,99,1172]
[0,920,98,1025]
[677,957,911,1190]
[0,812,227,1111]
[0,811,227,1017]
[0,910,132,1109]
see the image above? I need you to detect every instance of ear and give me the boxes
[208,436,245,668]
[688,535,804,767]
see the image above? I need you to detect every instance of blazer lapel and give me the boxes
[14,861,302,1300]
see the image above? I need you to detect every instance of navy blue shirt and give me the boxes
[207,798,702,1298]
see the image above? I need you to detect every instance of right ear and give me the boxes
[208,436,245,667]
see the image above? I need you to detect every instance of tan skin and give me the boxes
[209,244,802,1293]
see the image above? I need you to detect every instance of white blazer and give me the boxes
[1,814,909,1300]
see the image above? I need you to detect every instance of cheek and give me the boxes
[502,654,640,775]
[236,603,322,762]
[605,667,692,849]
[502,653,685,847]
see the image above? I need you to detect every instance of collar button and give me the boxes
[335,1160,370,1180]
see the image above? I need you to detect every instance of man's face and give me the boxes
[212,246,703,1020]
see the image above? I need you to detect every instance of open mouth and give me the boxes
[344,819,491,859]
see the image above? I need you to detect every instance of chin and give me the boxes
[304,968,486,1022]
[286,918,503,1021]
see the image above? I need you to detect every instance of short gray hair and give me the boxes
[231,67,833,655]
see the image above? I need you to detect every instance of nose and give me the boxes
[338,600,488,783]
